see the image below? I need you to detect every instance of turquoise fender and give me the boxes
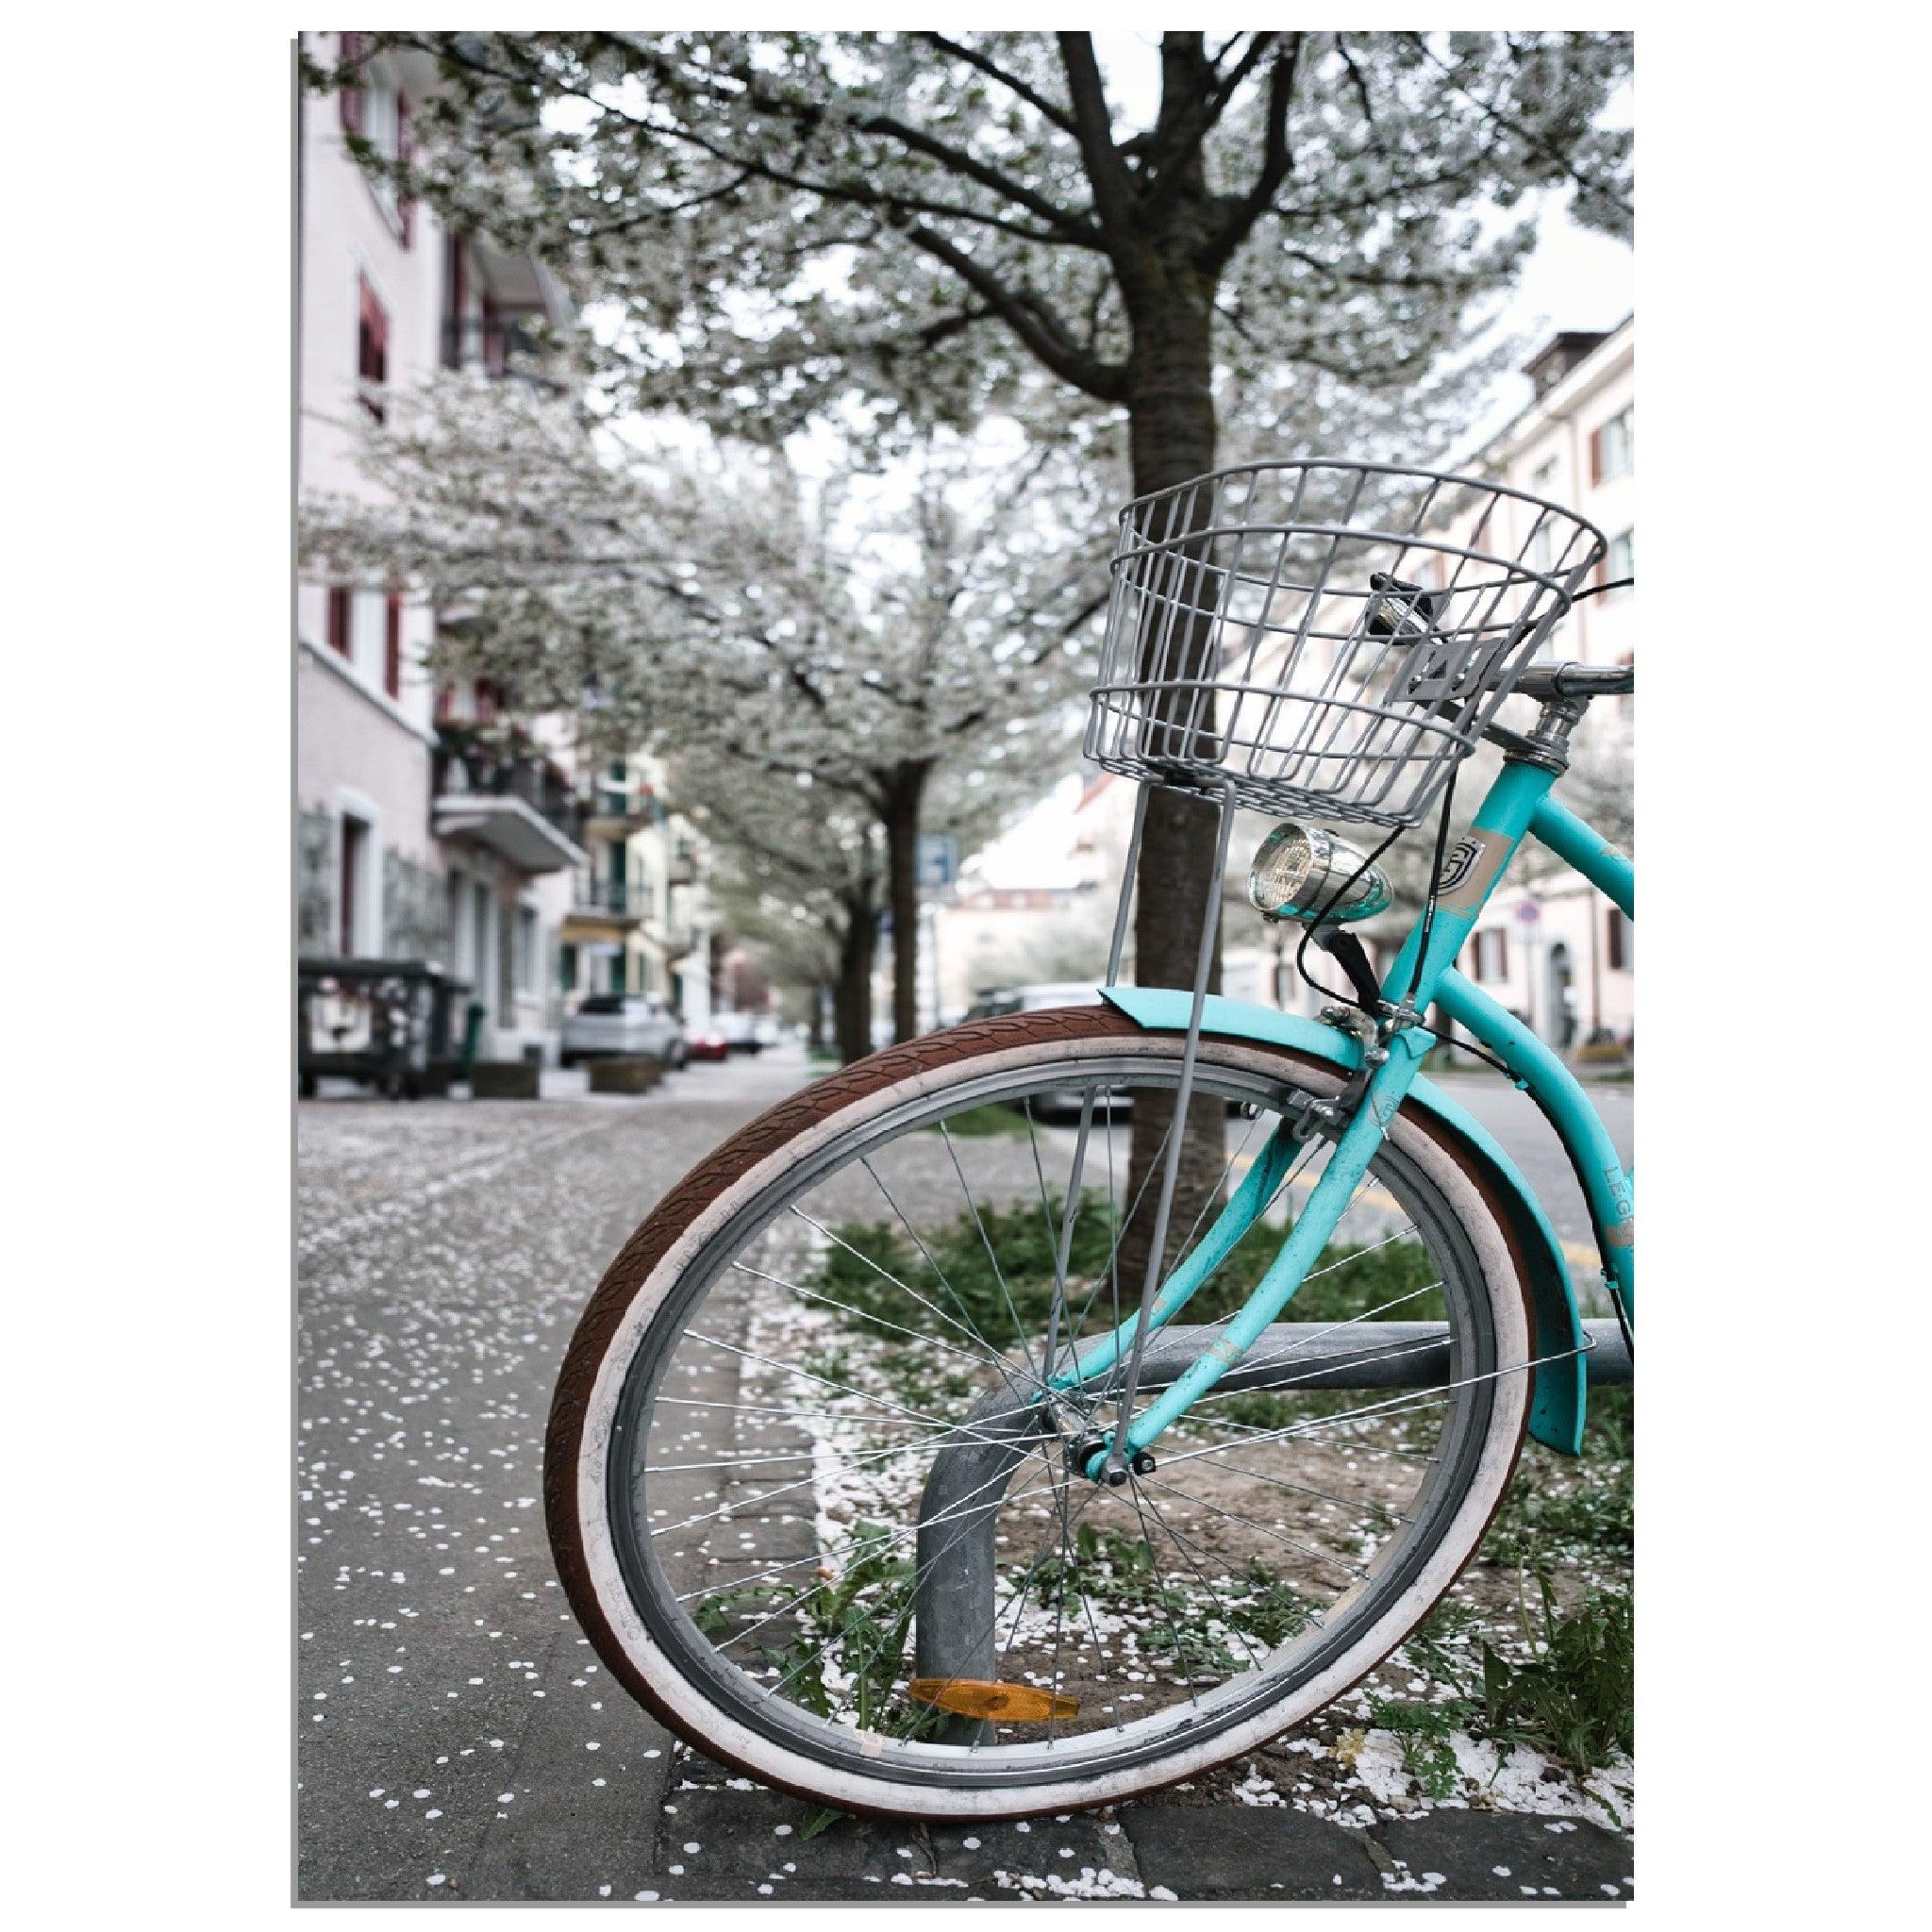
[1100,987,1589,1456]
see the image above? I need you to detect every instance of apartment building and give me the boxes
[1450,318,1635,1050]
[561,752,716,1024]
[296,33,587,1062]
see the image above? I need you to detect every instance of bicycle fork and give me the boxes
[1061,755,1562,1482]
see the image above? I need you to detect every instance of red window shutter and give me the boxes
[396,94,415,248]
[358,275,389,420]
[326,587,353,657]
[1607,909,1626,972]
[338,33,366,135]
[1589,425,1604,485]
[384,592,403,697]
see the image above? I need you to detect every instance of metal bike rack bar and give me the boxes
[911,1319,1628,1735]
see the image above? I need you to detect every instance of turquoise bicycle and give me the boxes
[545,458,1632,1818]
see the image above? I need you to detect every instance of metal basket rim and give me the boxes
[1113,455,1609,568]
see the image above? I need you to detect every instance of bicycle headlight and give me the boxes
[1246,822,1391,924]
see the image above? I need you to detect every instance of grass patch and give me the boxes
[692,1517,928,1733]
[807,1188,1442,1352]
[1372,1577,1633,1786]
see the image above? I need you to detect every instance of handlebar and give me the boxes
[1513,659,1633,701]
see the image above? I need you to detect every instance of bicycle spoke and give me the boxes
[1128,1478,1270,1673]
[788,1207,1019,1374]
[937,1119,1045,1383]
[606,1046,1536,1780]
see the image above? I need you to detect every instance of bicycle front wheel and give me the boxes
[545,1006,1532,1819]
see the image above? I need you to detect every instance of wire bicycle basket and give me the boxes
[1084,459,1607,829]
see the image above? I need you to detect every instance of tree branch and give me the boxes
[898,220,1127,400]
[917,34,1079,136]
[1054,33,1138,234]
[677,43,1102,243]
[1405,31,1633,225]
[1194,37,1303,273]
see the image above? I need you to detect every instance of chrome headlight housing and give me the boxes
[1246,822,1391,924]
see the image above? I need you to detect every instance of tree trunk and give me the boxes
[882,759,932,1045]
[833,899,879,1064]
[807,982,829,1055]
[1117,284,1229,1290]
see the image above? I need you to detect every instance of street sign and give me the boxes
[915,834,958,890]
[1513,898,1542,926]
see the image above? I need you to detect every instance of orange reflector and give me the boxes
[908,1678,1079,1722]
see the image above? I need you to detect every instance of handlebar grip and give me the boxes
[1514,660,1634,700]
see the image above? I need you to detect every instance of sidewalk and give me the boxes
[297,1049,1632,1903]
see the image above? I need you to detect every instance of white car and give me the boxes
[560,993,687,1070]
[960,983,1119,1121]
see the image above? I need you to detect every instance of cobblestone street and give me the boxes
[297,1045,1633,1903]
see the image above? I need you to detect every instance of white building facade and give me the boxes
[1449,319,1635,1052]
[297,33,586,1064]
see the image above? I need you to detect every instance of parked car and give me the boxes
[960,983,1120,1121]
[715,1012,764,1055]
[560,993,687,1070]
[685,1023,731,1062]
[961,981,1248,1123]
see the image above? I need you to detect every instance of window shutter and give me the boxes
[338,33,365,135]
[384,592,403,698]
[358,275,389,420]
[326,587,352,657]
[396,94,415,248]
[1607,910,1627,972]
[1589,425,1604,485]
[442,232,468,369]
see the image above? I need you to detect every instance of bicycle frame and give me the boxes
[1056,750,1634,1466]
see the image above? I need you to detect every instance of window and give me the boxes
[516,907,540,995]
[1591,406,1634,483]
[469,882,491,1004]
[559,941,578,993]
[441,231,469,370]
[338,812,371,955]
[383,591,403,699]
[1607,908,1633,972]
[325,587,353,658]
[1606,528,1635,588]
[336,33,366,134]
[357,275,389,420]
[1470,928,1508,984]
[1526,458,1560,575]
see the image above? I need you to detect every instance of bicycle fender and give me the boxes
[1098,986,1588,1456]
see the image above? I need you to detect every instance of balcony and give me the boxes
[570,874,649,927]
[441,315,561,391]
[668,841,700,887]
[432,724,587,874]
[583,783,658,839]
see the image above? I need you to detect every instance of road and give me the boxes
[297,1042,1633,1902]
